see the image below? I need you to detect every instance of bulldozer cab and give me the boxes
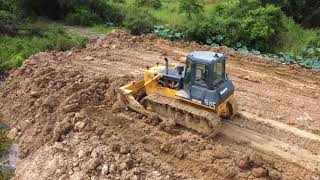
[184,51,226,91]
[178,51,234,108]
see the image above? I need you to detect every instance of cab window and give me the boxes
[213,61,225,87]
[195,63,208,87]
[184,60,192,84]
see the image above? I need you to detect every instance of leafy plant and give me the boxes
[135,0,162,9]
[124,8,157,35]
[0,0,16,13]
[154,25,183,40]
[179,0,203,18]
[0,129,11,153]
[65,9,102,26]
[0,26,87,70]
[0,10,18,36]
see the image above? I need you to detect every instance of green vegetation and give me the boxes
[135,0,162,9]
[0,166,15,180]
[179,0,203,18]
[124,8,157,35]
[0,0,319,70]
[124,0,320,69]
[0,128,11,153]
[0,126,14,180]
[65,8,102,26]
[0,26,87,70]
[261,0,320,28]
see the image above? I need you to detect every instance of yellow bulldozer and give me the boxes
[118,51,237,136]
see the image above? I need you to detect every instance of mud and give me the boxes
[0,30,319,179]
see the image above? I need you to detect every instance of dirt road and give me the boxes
[0,30,319,179]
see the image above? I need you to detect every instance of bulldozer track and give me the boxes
[141,94,221,137]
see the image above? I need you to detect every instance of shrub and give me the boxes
[16,0,122,24]
[112,0,125,3]
[0,26,87,70]
[135,0,162,9]
[105,4,124,25]
[175,15,213,42]
[0,0,16,12]
[0,10,18,36]
[0,129,11,153]
[179,0,203,18]
[65,9,102,26]
[124,8,157,35]
[193,1,285,52]
[302,32,320,59]
[239,4,286,51]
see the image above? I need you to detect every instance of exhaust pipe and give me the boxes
[164,58,169,75]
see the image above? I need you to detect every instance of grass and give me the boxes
[0,18,117,70]
[277,17,320,55]
[0,24,87,70]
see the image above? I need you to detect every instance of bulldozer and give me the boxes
[118,51,238,136]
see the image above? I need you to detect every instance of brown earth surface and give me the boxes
[0,30,320,179]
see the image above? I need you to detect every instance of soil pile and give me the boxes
[0,30,319,179]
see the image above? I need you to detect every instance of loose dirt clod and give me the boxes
[0,30,320,179]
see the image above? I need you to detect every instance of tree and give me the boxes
[179,0,203,18]
[261,0,320,28]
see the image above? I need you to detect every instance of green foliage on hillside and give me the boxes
[179,0,204,18]
[135,0,162,9]
[261,0,320,28]
[0,10,18,36]
[0,26,87,70]
[124,8,157,35]
[0,114,11,154]
[0,0,16,13]
[16,0,123,26]
[65,8,102,26]
[0,129,11,153]
[174,0,286,52]
[0,0,319,70]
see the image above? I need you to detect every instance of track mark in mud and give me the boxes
[220,122,320,173]
[231,112,320,155]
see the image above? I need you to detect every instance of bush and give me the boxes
[0,10,18,36]
[262,0,320,28]
[0,129,11,153]
[16,0,123,24]
[0,0,16,12]
[124,8,157,35]
[239,4,286,51]
[302,32,320,59]
[176,0,286,52]
[105,4,124,25]
[0,26,87,70]
[65,9,102,26]
[179,0,203,18]
[135,0,162,9]
[175,15,213,43]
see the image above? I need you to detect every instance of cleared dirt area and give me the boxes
[0,30,319,179]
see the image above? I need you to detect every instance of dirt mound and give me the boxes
[0,30,319,179]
